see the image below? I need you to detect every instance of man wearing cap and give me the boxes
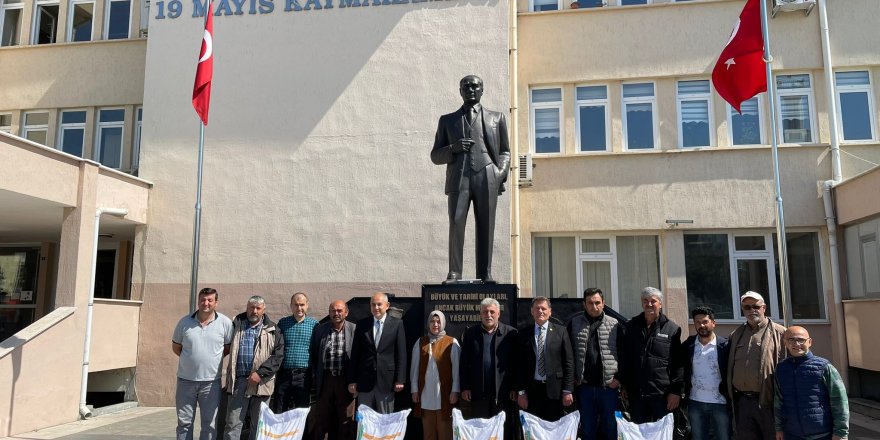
[727,291,786,440]
[774,326,848,440]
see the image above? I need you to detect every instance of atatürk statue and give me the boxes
[431,75,510,284]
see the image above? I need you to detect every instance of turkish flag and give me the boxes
[192,4,214,126]
[711,0,766,113]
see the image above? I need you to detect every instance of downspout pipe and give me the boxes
[817,0,848,378]
[510,0,521,287]
[80,207,128,419]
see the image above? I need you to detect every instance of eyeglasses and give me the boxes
[741,304,764,311]
[786,337,809,345]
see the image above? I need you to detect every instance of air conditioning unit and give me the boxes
[784,129,811,144]
[772,0,815,18]
[518,154,533,187]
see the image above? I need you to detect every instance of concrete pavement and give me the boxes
[4,405,880,439]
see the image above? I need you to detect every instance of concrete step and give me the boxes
[88,401,139,418]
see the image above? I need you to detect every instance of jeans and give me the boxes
[576,384,619,440]
[688,400,730,440]
[176,378,222,440]
[224,378,269,440]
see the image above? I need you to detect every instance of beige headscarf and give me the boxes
[427,310,447,341]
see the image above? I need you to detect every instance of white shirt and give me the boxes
[410,337,461,411]
[689,335,726,404]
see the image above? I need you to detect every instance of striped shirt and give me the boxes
[278,316,318,369]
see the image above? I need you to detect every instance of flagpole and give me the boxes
[759,0,792,327]
[190,122,205,312]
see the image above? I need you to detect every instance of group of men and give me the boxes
[171,286,849,440]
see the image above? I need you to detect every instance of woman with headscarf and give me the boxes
[410,310,461,440]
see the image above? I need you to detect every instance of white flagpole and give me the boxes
[759,0,792,327]
[190,122,205,311]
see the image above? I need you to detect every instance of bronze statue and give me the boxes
[431,75,510,284]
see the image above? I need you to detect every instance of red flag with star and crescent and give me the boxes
[712,0,766,114]
[192,3,214,126]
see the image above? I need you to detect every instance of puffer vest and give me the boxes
[776,352,832,438]
[569,312,619,386]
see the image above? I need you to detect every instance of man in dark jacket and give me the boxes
[223,295,285,440]
[460,297,518,440]
[619,287,684,424]
[683,306,731,440]
[515,296,574,422]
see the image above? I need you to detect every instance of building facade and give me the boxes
[1,0,879,435]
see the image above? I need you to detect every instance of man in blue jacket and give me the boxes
[774,326,848,440]
[683,306,730,440]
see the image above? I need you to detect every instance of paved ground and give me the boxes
[3,406,880,439]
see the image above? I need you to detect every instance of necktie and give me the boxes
[537,326,546,378]
[467,106,477,124]
[374,319,382,348]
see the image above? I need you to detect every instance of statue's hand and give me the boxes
[451,138,474,153]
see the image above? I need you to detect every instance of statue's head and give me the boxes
[459,75,484,106]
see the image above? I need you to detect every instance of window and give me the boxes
[32,0,59,44]
[534,235,661,318]
[622,82,657,150]
[844,218,880,299]
[96,108,124,168]
[0,113,11,133]
[578,0,603,6]
[58,110,87,157]
[22,111,49,144]
[776,74,816,144]
[575,85,609,152]
[104,0,130,39]
[684,232,826,321]
[531,88,563,154]
[835,71,876,142]
[620,0,648,4]
[728,96,763,145]
[67,0,93,41]
[1,0,24,47]
[531,0,559,10]
[678,80,712,148]
[132,106,142,171]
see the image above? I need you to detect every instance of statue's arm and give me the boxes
[430,118,455,165]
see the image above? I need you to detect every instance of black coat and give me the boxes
[459,322,517,402]
[515,322,574,400]
[347,315,407,394]
[682,334,730,402]
[619,312,684,397]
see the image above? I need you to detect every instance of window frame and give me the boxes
[619,0,651,5]
[530,0,562,11]
[1,0,25,47]
[132,106,142,171]
[685,230,829,324]
[621,81,659,151]
[31,0,60,45]
[574,83,611,153]
[677,79,714,148]
[834,69,877,143]
[0,112,12,133]
[103,0,130,40]
[22,110,50,144]
[57,109,88,157]
[530,86,565,155]
[775,72,818,145]
[532,233,664,317]
[726,95,765,146]
[95,107,125,169]
[66,0,94,42]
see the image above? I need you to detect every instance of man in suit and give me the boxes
[431,75,511,284]
[459,298,518,440]
[347,292,407,414]
[683,306,731,440]
[516,296,574,422]
[310,300,356,440]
